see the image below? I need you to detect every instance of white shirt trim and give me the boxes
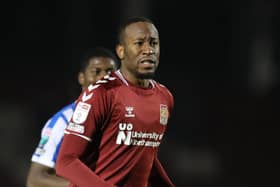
[115,70,129,86]
[64,130,92,142]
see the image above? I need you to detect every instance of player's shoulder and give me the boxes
[78,72,122,104]
[153,81,174,108]
[53,102,75,118]
[44,102,75,128]
[154,81,173,96]
[84,72,123,94]
[96,72,123,90]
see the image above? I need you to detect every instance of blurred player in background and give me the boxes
[26,47,118,187]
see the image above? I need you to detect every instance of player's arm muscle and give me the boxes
[26,162,69,187]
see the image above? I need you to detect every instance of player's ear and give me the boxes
[116,44,124,60]
[78,72,85,86]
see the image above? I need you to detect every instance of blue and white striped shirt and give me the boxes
[31,102,75,168]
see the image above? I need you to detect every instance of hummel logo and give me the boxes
[125,106,135,117]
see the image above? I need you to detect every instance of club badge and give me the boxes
[160,104,168,125]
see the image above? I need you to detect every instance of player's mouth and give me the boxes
[139,59,156,69]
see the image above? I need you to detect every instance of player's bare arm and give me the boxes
[26,162,69,187]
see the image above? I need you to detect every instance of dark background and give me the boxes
[0,0,279,186]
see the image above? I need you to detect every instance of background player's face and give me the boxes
[79,57,117,89]
[118,21,160,79]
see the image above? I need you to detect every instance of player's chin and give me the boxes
[137,70,156,79]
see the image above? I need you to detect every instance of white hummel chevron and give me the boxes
[104,75,116,80]
[88,84,100,91]
[96,80,108,84]
[82,92,93,102]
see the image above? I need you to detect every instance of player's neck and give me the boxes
[136,79,150,88]
[119,69,150,88]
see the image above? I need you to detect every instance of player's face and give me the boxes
[80,57,116,89]
[119,21,160,79]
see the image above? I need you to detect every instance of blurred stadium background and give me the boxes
[0,0,279,186]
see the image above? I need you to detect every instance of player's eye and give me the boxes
[91,69,101,75]
[135,41,143,46]
[151,41,158,46]
[94,69,101,75]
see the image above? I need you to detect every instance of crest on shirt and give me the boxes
[72,102,91,124]
[160,104,168,125]
[125,106,135,117]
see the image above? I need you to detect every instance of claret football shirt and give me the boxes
[62,70,174,187]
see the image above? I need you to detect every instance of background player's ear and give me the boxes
[78,72,85,86]
[116,44,124,60]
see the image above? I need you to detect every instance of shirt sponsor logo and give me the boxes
[66,122,85,133]
[160,104,168,125]
[72,102,91,124]
[116,123,163,147]
[116,123,133,145]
